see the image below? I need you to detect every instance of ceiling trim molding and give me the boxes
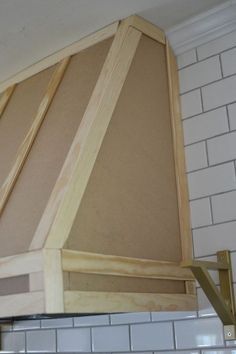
[166,0,236,54]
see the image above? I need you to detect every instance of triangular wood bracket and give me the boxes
[182,250,236,340]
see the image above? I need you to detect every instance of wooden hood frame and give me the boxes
[0,16,196,317]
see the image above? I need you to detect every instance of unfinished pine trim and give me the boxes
[130,15,166,44]
[62,249,194,281]
[43,249,64,313]
[166,41,195,295]
[64,291,197,313]
[0,250,43,279]
[29,272,44,292]
[0,85,16,118]
[30,22,142,250]
[0,57,70,216]
[0,292,44,317]
[166,41,192,262]
[0,22,118,94]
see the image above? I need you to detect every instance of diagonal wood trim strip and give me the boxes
[0,57,70,216]
[0,22,118,94]
[29,19,141,250]
[0,84,16,118]
[130,15,166,44]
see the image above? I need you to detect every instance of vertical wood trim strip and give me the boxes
[29,21,142,250]
[0,57,70,216]
[166,41,195,295]
[43,249,64,313]
[0,84,16,118]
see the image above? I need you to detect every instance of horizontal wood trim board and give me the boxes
[0,57,70,216]
[62,249,194,281]
[0,85,16,117]
[131,15,166,44]
[0,250,43,279]
[0,22,119,94]
[64,291,197,312]
[0,292,44,317]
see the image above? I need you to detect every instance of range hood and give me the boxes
[0,15,196,318]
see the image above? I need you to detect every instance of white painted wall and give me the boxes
[2,16,236,354]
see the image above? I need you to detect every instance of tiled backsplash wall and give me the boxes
[2,29,236,353]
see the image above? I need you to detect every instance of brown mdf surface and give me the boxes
[0,275,29,296]
[0,38,112,257]
[68,34,182,263]
[0,68,54,187]
[69,273,185,294]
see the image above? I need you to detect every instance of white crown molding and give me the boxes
[166,0,236,55]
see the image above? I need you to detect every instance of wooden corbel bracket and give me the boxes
[182,250,236,340]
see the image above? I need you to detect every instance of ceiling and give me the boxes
[0,0,225,83]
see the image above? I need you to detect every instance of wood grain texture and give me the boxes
[166,41,192,262]
[62,249,194,281]
[0,250,43,279]
[131,15,166,44]
[0,22,118,94]
[0,57,70,216]
[64,290,197,313]
[0,291,44,317]
[30,20,141,250]
[166,41,195,295]
[0,85,16,117]
[43,249,64,313]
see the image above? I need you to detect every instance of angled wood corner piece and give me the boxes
[0,15,197,317]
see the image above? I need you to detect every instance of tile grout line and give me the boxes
[182,101,236,122]
[180,71,236,96]
[178,42,236,71]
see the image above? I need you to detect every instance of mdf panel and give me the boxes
[0,68,54,186]
[0,38,112,257]
[68,35,182,263]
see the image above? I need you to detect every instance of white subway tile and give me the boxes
[183,107,228,145]
[26,329,56,353]
[179,56,221,93]
[57,327,91,352]
[177,49,197,69]
[161,351,200,354]
[197,287,217,318]
[193,221,236,257]
[92,325,129,352]
[202,75,236,111]
[151,311,196,321]
[174,317,224,349]
[190,198,212,228]
[2,332,25,353]
[181,89,202,119]
[185,142,208,172]
[188,163,236,199]
[228,102,236,130]
[13,319,40,331]
[211,191,236,223]
[131,322,174,351]
[41,317,73,328]
[74,314,109,327]
[202,350,236,354]
[207,131,236,165]
[110,312,150,325]
[221,47,236,77]
[197,30,236,60]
